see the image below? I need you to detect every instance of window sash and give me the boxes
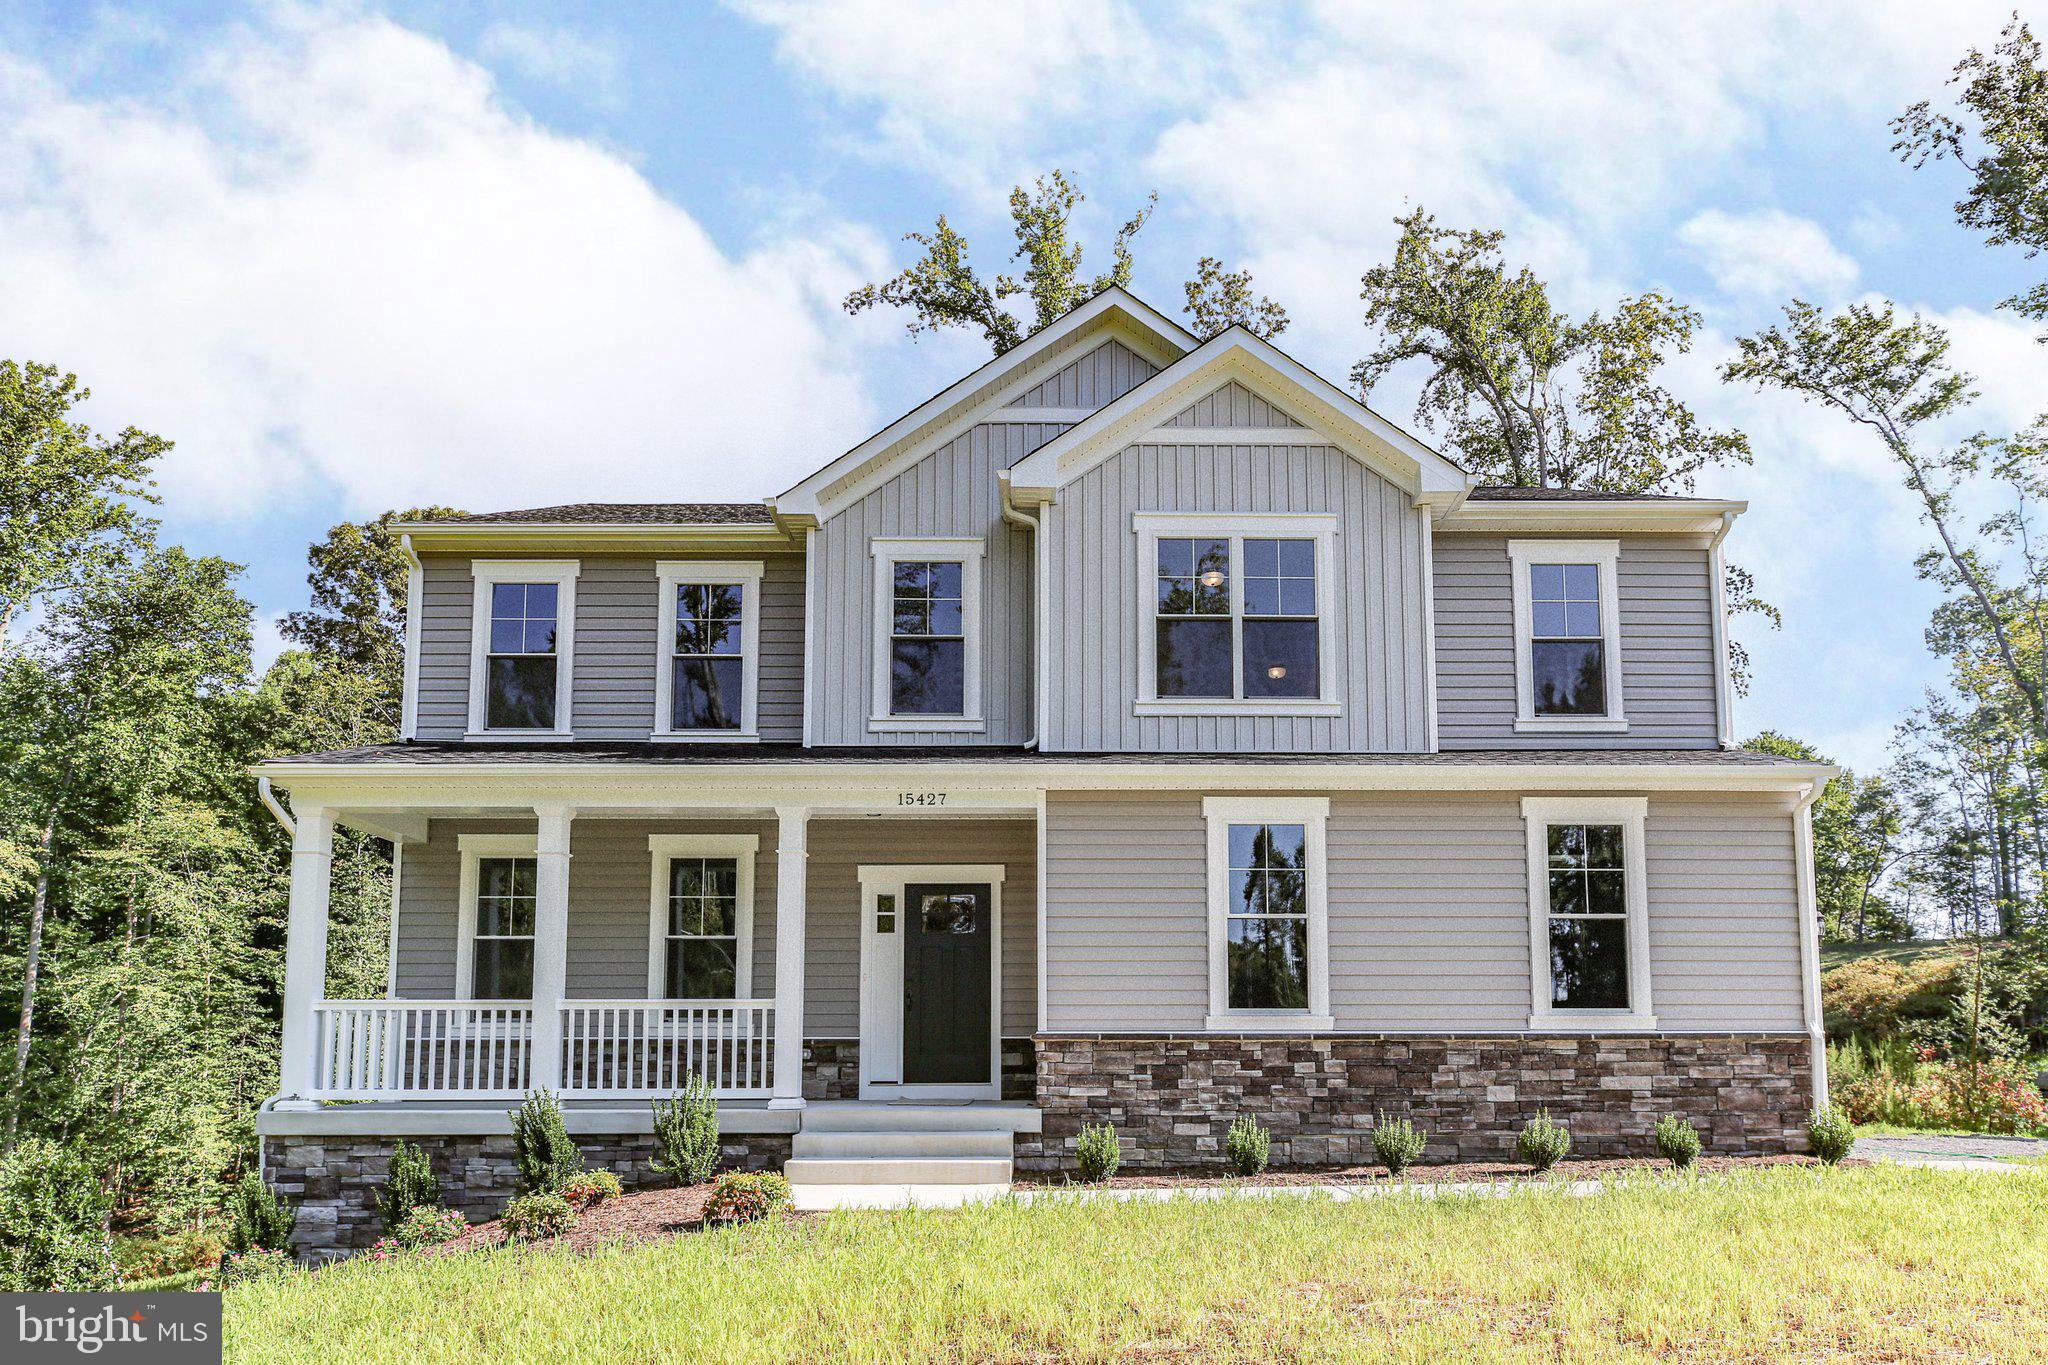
[888,559,967,715]
[671,581,747,731]
[1151,533,1321,701]
[1543,821,1631,1012]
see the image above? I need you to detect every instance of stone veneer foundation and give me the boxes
[1017,1033,1814,1171]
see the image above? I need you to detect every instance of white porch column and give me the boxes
[769,807,810,1109]
[275,806,335,1109]
[530,805,575,1093]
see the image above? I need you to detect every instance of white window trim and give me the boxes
[466,559,580,740]
[454,833,539,999]
[1203,796,1334,1031]
[1522,796,1657,1030]
[652,560,764,742]
[1134,512,1342,718]
[869,537,986,732]
[646,833,759,1000]
[1507,539,1626,734]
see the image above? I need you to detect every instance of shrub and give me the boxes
[1074,1123,1120,1183]
[1224,1117,1270,1177]
[217,1247,294,1286]
[0,1139,119,1291]
[395,1205,468,1249]
[1515,1111,1572,1172]
[1821,954,1961,1037]
[115,1229,222,1283]
[375,1140,443,1234]
[703,1171,790,1226]
[1654,1115,1702,1169]
[225,1173,296,1257]
[652,1074,721,1186]
[500,1191,577,1241]
[1371,1112,1428,1176]
[560,1169,622,1209]
[1809,1107,1855,1165]
[510,1089,583,1195]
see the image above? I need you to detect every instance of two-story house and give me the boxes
[254,289,1834,1253]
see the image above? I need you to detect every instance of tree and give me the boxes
[1745,732,1914,941]
[1894,16,2048,340]
[0,361,162,658]
[1183,257,1289,340]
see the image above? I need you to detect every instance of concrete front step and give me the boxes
[798,1103,1037,1134]
[783,1155,1013,1186]
[794,1128,1013,1160]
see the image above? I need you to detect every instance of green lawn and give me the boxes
[225,1166,2048,1363]
[1818,938,1960,971]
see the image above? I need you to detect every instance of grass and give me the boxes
[1818,938,1960,971]
[223,1166,2048,1363]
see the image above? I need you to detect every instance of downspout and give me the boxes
[1707,511,1737,749]
[999,474,1042,750]
[257,776,296,839]
[1792,779,1831,1113]
[398,533,424,742]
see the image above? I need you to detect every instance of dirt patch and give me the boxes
[428,1185,817,1256]
[1014,1153,1862,1190]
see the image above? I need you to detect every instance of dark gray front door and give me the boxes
[902,883,992,1085]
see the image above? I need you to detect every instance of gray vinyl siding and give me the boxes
[1040,790,1805,1034]
[390,815,1037,1037]
[1163,380,1303,428]
[1432,533,1722,749]
[807,424,1065,746]
[1004,339,1156,409]
[1040,441,1430,752]
[411,553,805,742]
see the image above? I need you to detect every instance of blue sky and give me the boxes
[3,1,2042,773]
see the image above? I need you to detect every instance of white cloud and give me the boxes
[0,7,883,518]
[477,21,624,99]
[1678,209,1859,298]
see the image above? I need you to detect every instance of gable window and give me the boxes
[455,834,540,1000]
[1507,540,1624,733]
[870,538,984,732]
[1203,796,1332,1030]
[1522,797,1654,1028]
[647,835,757,999]
[1137,515,1338,715]
[655,561,763,740]
[467,560,579,738]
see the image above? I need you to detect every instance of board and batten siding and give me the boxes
[411,553,805,742]
[1004,338,1157,409]
[1039,441,1431,752]
[1039,790,1805,1034]
[1432,533,1722,750]
[388,816,1038,1039]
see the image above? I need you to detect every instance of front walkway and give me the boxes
[1852,1133,2048,1170]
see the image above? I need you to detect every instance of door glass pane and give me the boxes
[921,893,977,934]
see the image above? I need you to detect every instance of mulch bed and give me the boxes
[429,1185,818,1256]
[1014,1153,1864,1190]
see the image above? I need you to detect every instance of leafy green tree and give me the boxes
[280,508,458,718]
[1183,257,1289,340]
[1895,16,2048,339]
[1744,732,1914,941]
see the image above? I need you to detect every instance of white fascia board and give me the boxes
[1437,499,1749,536]
[771,288,1196,522]
[399,523,798,555]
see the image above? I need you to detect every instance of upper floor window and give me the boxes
[455,834,540,1000]
[467,561,579,738]
[871,538,985,732]
[1507,540,1624,734]
[647,834,757,1000]
[1136,515,1337,715]
[655,561,763,740]
[1203,796,1332,1031]
[1522,797,1654,1029]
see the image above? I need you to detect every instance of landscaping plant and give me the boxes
[396,1206,469,1249]
[652,1073,721,1185]
[216,1247,294,1287]
[1808,1106,1855,1165]
[226,1172,297,1257]
[1654,1115,1702,1169]
[1371,1112,1428,1175]
[375,1139,443,1234]
[0,1138,119,1292]
[1515,1111,1572,1172]
[510,1089,583,1195]
[560,1170,623,1209]
[704,1171,791,1226]
[1225,1116,1271,1177]
[500,1192,578,1242]
[1075,1123,1120,1183]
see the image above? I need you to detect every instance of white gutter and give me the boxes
[398,533,423,742]
[1707,511,1738,749]
[256,776,296,837]
[998,473,1042,751]
[1792,780,1831,1112]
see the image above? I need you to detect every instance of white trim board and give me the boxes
[1521,796,1656,1032]
[869,537,987,732]
[1202,796,1333,1032]
[453,833,539,999]
[652,559,764,742]
[856,863,1006,1100]
[645,833,759,999]
[465,559,580,740]
[1506,539,1627,736]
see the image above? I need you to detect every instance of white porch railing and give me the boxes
[312,1000,535,1099]
[559,1000,776,1098]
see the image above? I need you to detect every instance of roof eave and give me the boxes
[396,522,799,554]
[1436,499,1748,535]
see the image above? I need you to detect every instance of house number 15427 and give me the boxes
[897,792,948,807]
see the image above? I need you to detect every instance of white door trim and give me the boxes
[856,863,1005,1100]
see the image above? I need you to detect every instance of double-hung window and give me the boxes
[467,560,579,737]
[647,835,756,1000]
[1204,797,1332,1030]
[655,561,763,740]
[456,834,540,1000]
[1508,540,1624,733]
[1137,515,1337,713]
[1522,797,1654,1027]
[871,539,984,731]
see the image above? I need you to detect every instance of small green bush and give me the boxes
[510,1089,583,1195]
[375,1140,443,1234]
[395,1205,468,1248]
[652,1074,721,1185]
[1371,1112,1428,1175]
[115,1229,222,1283]
[0,1139,119,1291]
[126,1267,209,1293]
[703,1171,790,1225]
[1074,1123,1120,1183]
[1809,1106,1855,1165]
[1515,1111,1572,1172]
[225,1172,296,1257]
[1654,1115,1703,1169]
[216,1247,293,1287]
[1225,1116,1270,1176]
[500,1191,577,1241]
[560,1169,622,1208]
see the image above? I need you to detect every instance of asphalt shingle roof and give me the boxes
[1466,486,1715,502]
[420,504,775,526]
